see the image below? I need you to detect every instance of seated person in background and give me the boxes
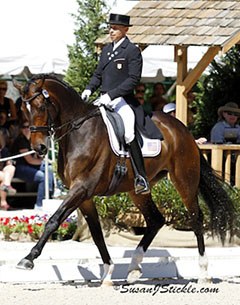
[11,121,54,209]
[163,102,207,145]
[0,109,19,148]
[148,82,167,111]
[211,102,240,144]
[0,80,17,125]
[163,102,176,117]
[0,130,16,210]
[134,83,152,115]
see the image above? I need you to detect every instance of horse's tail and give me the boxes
[199,152,235,243]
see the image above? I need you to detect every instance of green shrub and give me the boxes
[95,178,240,234]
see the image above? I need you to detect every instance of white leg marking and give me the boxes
[101,262,114,285]
[127,247,144,283]
[198,253,211,283]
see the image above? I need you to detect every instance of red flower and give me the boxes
[61,223,69,228]
[3,218,10,225]
[27,225,33,234]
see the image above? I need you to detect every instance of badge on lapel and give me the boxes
[117,63,122,70]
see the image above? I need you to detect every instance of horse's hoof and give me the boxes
[16,258,34,270]
[127,269,142,284]
[101,279,113,287]
[198,277,212,284]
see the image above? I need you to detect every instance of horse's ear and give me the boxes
[12,78,24,93]
[34,78,45,91]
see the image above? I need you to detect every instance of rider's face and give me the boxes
[108,24,128,42]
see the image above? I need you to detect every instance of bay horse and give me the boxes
[15,74,234,283]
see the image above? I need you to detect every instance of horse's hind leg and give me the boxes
[170,171,209,282]
[127,191,165,283]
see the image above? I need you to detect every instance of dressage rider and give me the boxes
[81,13,150,195]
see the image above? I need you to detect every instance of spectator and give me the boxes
[163,102,176,117]
[163,102,207,145]
[148,82,167,111]
[0,130,16,210]
[187,90,197,125]
[0,80,17,124]
[211,102,240,144]
[11,121,54,209]
[0,109,19,148]
[134,83,152,115]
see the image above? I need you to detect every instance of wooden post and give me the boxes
[235,152,240,188]
[176,85,188,125]
[175,45,188,125]
[224,151,231,184]
[211,146,223,178]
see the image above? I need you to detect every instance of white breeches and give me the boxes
[109,97,135,144]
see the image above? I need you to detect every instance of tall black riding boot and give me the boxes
[128,138,150,195]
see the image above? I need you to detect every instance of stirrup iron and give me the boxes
[134,174,150,195]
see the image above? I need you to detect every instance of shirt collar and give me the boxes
[113,37,126,51]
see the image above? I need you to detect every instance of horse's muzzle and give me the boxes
[34,144,48,156]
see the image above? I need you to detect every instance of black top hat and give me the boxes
[108,13,132,27]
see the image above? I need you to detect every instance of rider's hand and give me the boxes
[96,94,111,106]
[81,89,91,102]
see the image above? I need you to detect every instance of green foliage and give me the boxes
[95,179,192,229]
[224,186,240,237]
[151,179,191,229]
[95,178,240,234]
[64,0,108,94]
[190,45,240,139]
[95,193,134,220]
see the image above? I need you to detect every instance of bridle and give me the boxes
[22,88,56,137]
[22,87,100,142]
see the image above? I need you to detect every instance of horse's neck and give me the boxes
[50,84,86,116]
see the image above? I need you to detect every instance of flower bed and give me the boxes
[0,214,77,241]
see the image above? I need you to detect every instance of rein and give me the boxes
[53,108,100,142]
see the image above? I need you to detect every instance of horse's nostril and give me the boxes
[35,144,47,156]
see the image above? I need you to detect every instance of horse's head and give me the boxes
[14,75,57,156]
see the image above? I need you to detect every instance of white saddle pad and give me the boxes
[100,106,161,157]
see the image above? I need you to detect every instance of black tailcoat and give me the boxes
[87,36,142,102]
[87,37,162,140]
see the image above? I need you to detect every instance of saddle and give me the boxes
[100,106,161,158]
[99,106,162,196]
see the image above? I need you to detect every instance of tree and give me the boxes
[190,45,240,139]
[64,0,108,95]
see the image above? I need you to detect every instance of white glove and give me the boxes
[94,94,111,107]
[81,89,91,102]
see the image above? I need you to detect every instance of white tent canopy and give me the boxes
[1,1,209,82]
[0,0,77,76]
[141,45,209,82]
[0,0,137,76]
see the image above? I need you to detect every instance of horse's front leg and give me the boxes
[16,188,81,270]
[79,199,114,285]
